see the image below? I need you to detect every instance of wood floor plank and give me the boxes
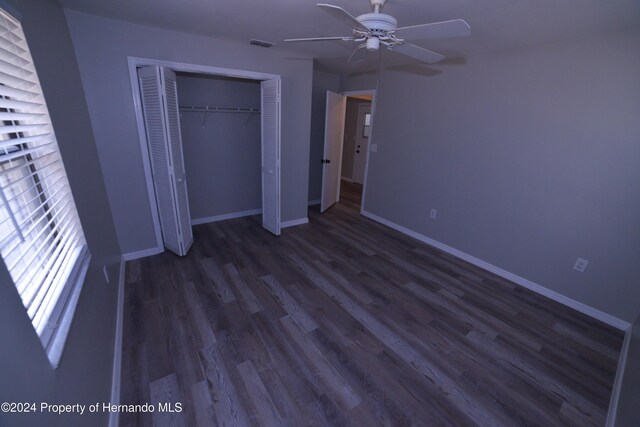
[314,259,375,305]
[280,316,362,411]
[149,373,187,427]
[225,263,263,314]
[125,259,142,284]
[198,344,251,427]
[190,381,217,427]
[183,281,217,348]
[236,360,285,427]
[404,281,499,340]
[261,274,318,334]
[250,365,309,427]
[200,257,236,303]
[239,268,288,319]
[308,325,417,426]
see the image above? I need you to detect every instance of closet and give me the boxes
[177,73,262,225]
[136,65,281,257]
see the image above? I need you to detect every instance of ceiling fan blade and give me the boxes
[395,19,470,41]
[348,44,367,62]
[391,43,445,64]
[284,36,355,42]
[317,4,370,32]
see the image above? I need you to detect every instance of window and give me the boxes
[0,7,90,367]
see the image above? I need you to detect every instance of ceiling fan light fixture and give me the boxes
[366,37,380,51]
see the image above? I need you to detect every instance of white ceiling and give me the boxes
[59,0,640,73]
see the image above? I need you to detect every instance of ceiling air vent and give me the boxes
[250,39,274,48]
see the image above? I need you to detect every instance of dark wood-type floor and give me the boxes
[121,180,623,426]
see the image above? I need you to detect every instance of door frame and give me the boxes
[338,89,376,214]
[128,57,281,252]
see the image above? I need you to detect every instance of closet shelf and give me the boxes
[179,105,260,114]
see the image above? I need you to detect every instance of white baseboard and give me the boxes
[606,325,634,426]
[122,247,162,261]
[191,208,262,226]
[361,210,630,331]
[308,199,321,206]
[281,217,309,228]
[109,258,126,427]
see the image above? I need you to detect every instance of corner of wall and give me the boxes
[108,257,126,427]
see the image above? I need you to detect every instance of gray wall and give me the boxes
[615,316,640,425]
[309,68,340,203]
[345,27,640,323]
[176,74,261,220]
[0,0,121,426]
[64,10,313,255]
[341,98,369,180]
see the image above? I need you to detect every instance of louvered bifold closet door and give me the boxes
[162,68,192,253]
[260,79,281,235]
[0,9,89,350]
[137,66,192,256]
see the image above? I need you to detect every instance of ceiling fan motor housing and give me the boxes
[356,13,398,50]
[356,13,397,32]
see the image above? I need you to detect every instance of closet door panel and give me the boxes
[162,68,193,253]
[137,66,182,255]
[260,79,281,235]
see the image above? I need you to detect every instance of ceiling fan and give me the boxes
[285,0,470,64]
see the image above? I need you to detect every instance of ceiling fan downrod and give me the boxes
[370,0,387,13]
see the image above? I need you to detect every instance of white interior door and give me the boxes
[321,91,346,213]
[138,65,193,256]
[352,103,371,184]
[260,79,281,235]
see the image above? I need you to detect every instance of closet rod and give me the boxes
[179,105,260,114]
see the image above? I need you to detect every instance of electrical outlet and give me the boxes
[430,209,437,219]
[103,265,110,283]
[573,258,589,272]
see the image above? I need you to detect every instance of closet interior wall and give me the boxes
[176,73,262,223]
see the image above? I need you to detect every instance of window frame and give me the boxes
[0,5,91,368]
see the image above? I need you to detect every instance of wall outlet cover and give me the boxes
[430,209,437,219]
[573,258,589,272]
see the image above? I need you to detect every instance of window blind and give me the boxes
[0,8,90,360]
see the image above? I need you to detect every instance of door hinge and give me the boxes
[321,159,331,164]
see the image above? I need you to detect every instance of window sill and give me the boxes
[45,252,92,369]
